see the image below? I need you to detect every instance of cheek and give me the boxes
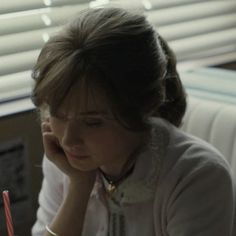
[87,129,129,156]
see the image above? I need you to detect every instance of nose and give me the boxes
[61,120,84,150]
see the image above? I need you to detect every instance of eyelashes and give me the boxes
[51,114,106,128]
[83,118,104,127]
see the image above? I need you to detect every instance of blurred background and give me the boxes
[0,0,235,235]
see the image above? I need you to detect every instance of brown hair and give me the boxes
[31,7,186,130]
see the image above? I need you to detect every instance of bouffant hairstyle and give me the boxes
[32,7,186,131]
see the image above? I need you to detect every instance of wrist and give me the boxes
[69,171,96,188]
[68,176,95,197]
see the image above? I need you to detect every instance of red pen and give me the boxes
[2,190,14,236]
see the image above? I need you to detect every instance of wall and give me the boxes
[0,109,43,236]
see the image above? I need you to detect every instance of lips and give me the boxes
[65,151,89,160]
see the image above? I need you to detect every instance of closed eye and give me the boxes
[83,118,104,127]
[51,114,68,122]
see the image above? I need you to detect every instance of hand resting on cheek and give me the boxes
[41,119,96,185]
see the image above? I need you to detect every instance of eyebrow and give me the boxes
[51,109,113,120]
[77,110,110,116]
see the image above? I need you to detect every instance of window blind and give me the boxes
[0,0,236,108]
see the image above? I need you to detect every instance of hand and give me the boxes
[41,119,97,236]
[41,119,96,186]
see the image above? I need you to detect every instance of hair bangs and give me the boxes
[32,47,103,117]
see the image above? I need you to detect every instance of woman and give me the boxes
[31,6,235,236]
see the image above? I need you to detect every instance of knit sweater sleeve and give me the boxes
[157,146,235,236]
[31,156,65,236]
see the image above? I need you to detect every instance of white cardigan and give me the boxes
[32,118,235,236]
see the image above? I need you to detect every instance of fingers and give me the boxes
[43,132,67,166]
[40,120,64,161]
[43,132,61,153]
[43,132,77,176]
[41,120,52,133]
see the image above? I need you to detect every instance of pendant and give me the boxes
[107,183,116,195]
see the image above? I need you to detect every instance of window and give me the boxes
[1,0,236,112]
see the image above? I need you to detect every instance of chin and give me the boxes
[68,159,97,172]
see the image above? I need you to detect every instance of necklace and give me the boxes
[101,164,135,196]
[100,136,148,197]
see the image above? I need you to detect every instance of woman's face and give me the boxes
[48,84,143,176]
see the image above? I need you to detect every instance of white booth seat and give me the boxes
[182,95,236,181]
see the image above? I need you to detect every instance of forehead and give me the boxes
[55,80,111,117]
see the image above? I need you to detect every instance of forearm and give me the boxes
[44,180,92,236]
